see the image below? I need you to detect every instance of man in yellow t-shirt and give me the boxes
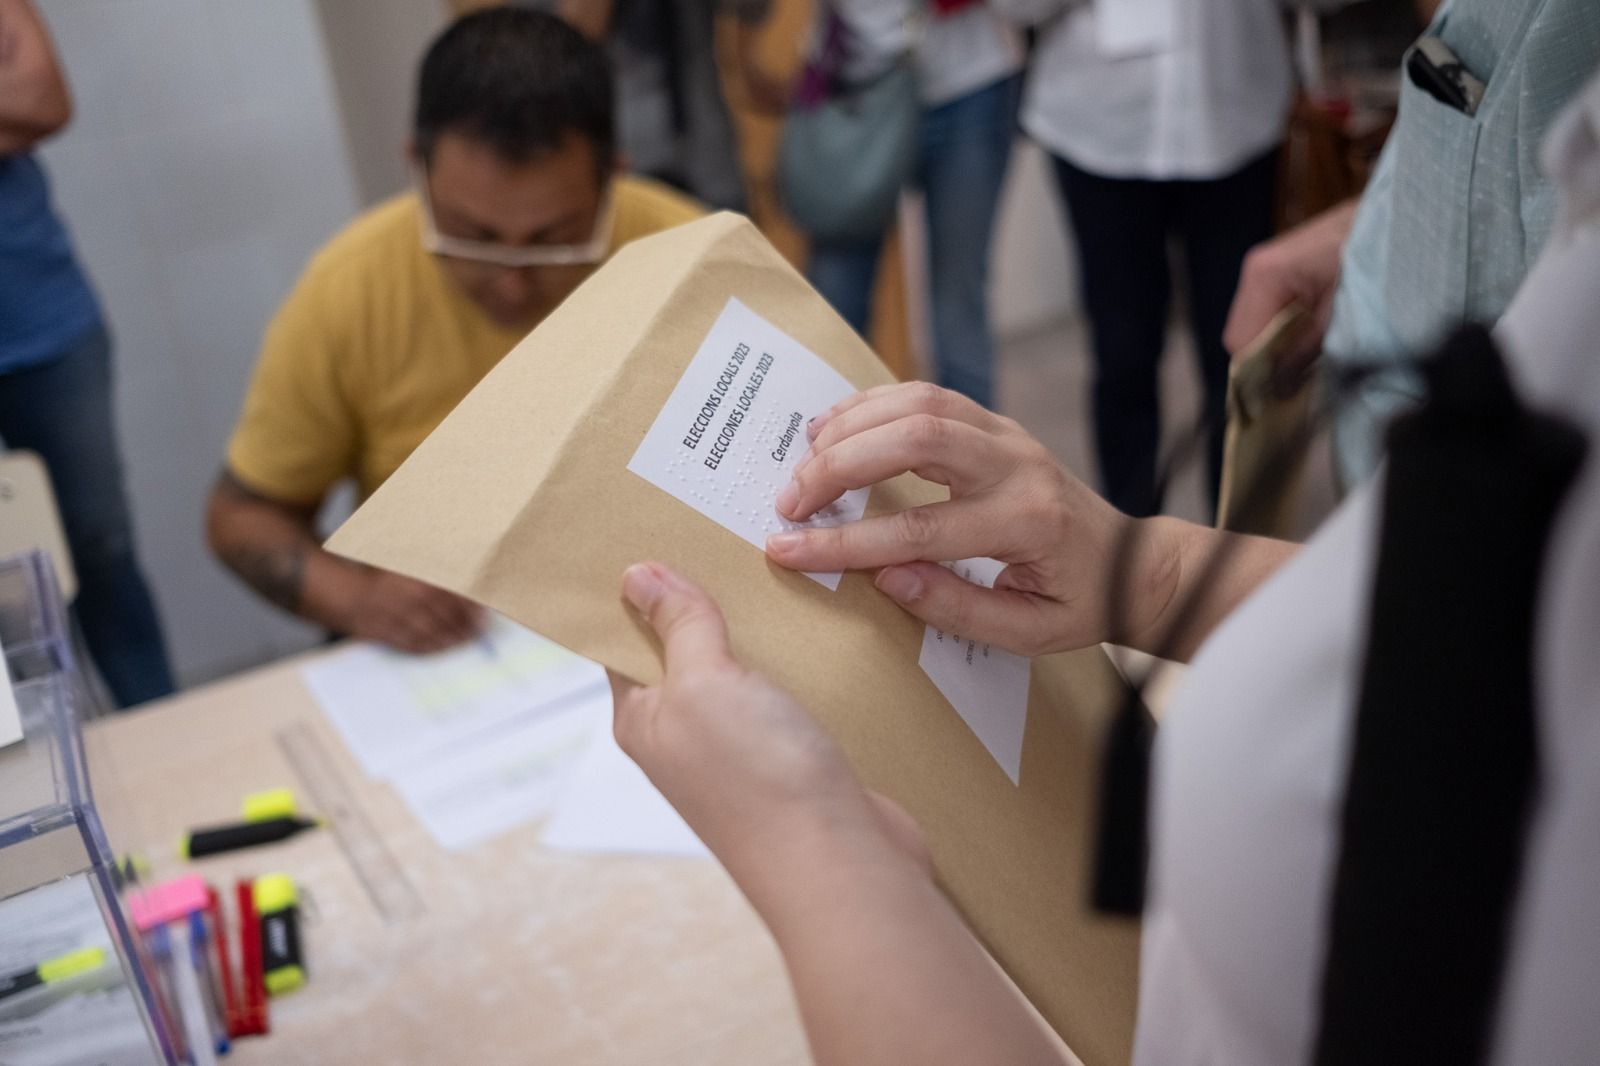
[206,8,702,653]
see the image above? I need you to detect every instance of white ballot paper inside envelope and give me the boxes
[919,558,1032,786]
[326,213,1139,1065]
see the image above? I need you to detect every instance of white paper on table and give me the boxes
[167,921,217,1066]
[391,690,610,851]
[627,296,870,590]
[0,631,22,750]
[540,720,709,858]
[0,876,150,1066]
[1094,0,1175,57]
[0,990,154,1066]
[917,557,1032,785]
[0,876,113,973]
[301,613,606,779]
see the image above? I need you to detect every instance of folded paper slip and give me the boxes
[328,212,1140,1064]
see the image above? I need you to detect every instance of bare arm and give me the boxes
[206,469,348,622]
[553,0,613,40]
[0,0,71,153]
[205,469,481,653]
[753,816,1070,1065]
[729,7,791,116]
[1128,518,1299,662]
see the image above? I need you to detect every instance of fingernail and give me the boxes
[875,567,923,604]
[621,563,663,611]
[806,412,830,440]
[774,480,799,516]
[766,531,804,556]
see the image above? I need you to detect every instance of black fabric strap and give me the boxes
[1092,690,1155,916]
[1313,325,1587,1064]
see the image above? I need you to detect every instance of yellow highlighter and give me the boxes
[0,946,107,1002]
[253,874,306,996]
[241,787,298,823]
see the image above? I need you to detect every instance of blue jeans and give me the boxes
[807,74,1019,410]
[0,324,176,707]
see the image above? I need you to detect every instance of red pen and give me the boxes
[236,880,270,1036]
[205,887,244,1039]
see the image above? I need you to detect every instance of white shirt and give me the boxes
[993,0,1295,179]
[918,5,1024,108]
[1135,75,1600,1064]
[832,2,1023,108]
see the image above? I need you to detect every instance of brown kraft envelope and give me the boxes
[327,213,1140,1064]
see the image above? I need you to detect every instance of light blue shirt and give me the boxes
[1323,0,1600,486]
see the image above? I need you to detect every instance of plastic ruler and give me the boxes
[275,720,423,924]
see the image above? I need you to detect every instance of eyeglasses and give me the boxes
[412,165,613,268]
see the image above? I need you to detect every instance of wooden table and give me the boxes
[84,649,810,1065]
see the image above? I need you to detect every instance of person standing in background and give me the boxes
[802,1,1022,411]
[526,0,783,212]
[1225,0,1600,492]
[0,0,175,707]
[994,0,1298,519]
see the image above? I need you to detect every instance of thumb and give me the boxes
[608,670,660,760]
[606,667,641,707]
[622,562,734,675]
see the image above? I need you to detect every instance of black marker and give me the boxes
[181,815,320,859]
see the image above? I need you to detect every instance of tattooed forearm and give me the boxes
[224,544,306,612]
[207,468,321,616]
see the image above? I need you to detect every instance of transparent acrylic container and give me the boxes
[0,550,175,1064]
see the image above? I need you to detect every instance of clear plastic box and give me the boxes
[0,550,175,1064]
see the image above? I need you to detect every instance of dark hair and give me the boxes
[414,8,614,173]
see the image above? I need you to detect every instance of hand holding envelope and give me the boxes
[606,562,932,902]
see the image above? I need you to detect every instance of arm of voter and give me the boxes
[0,0,72,153]
[766,382,1300,664]
[612,562,1077,1066]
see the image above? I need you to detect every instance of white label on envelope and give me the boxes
[918,557,1031,785]
[628,297,869,589]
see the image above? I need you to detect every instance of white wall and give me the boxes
[991,140,1078,341]
[314,0,447,204]
[37,0,368,685]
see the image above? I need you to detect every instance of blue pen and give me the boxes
[146,925,190,1062]
[188,912,231,1056]
[165,920,216,1066]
